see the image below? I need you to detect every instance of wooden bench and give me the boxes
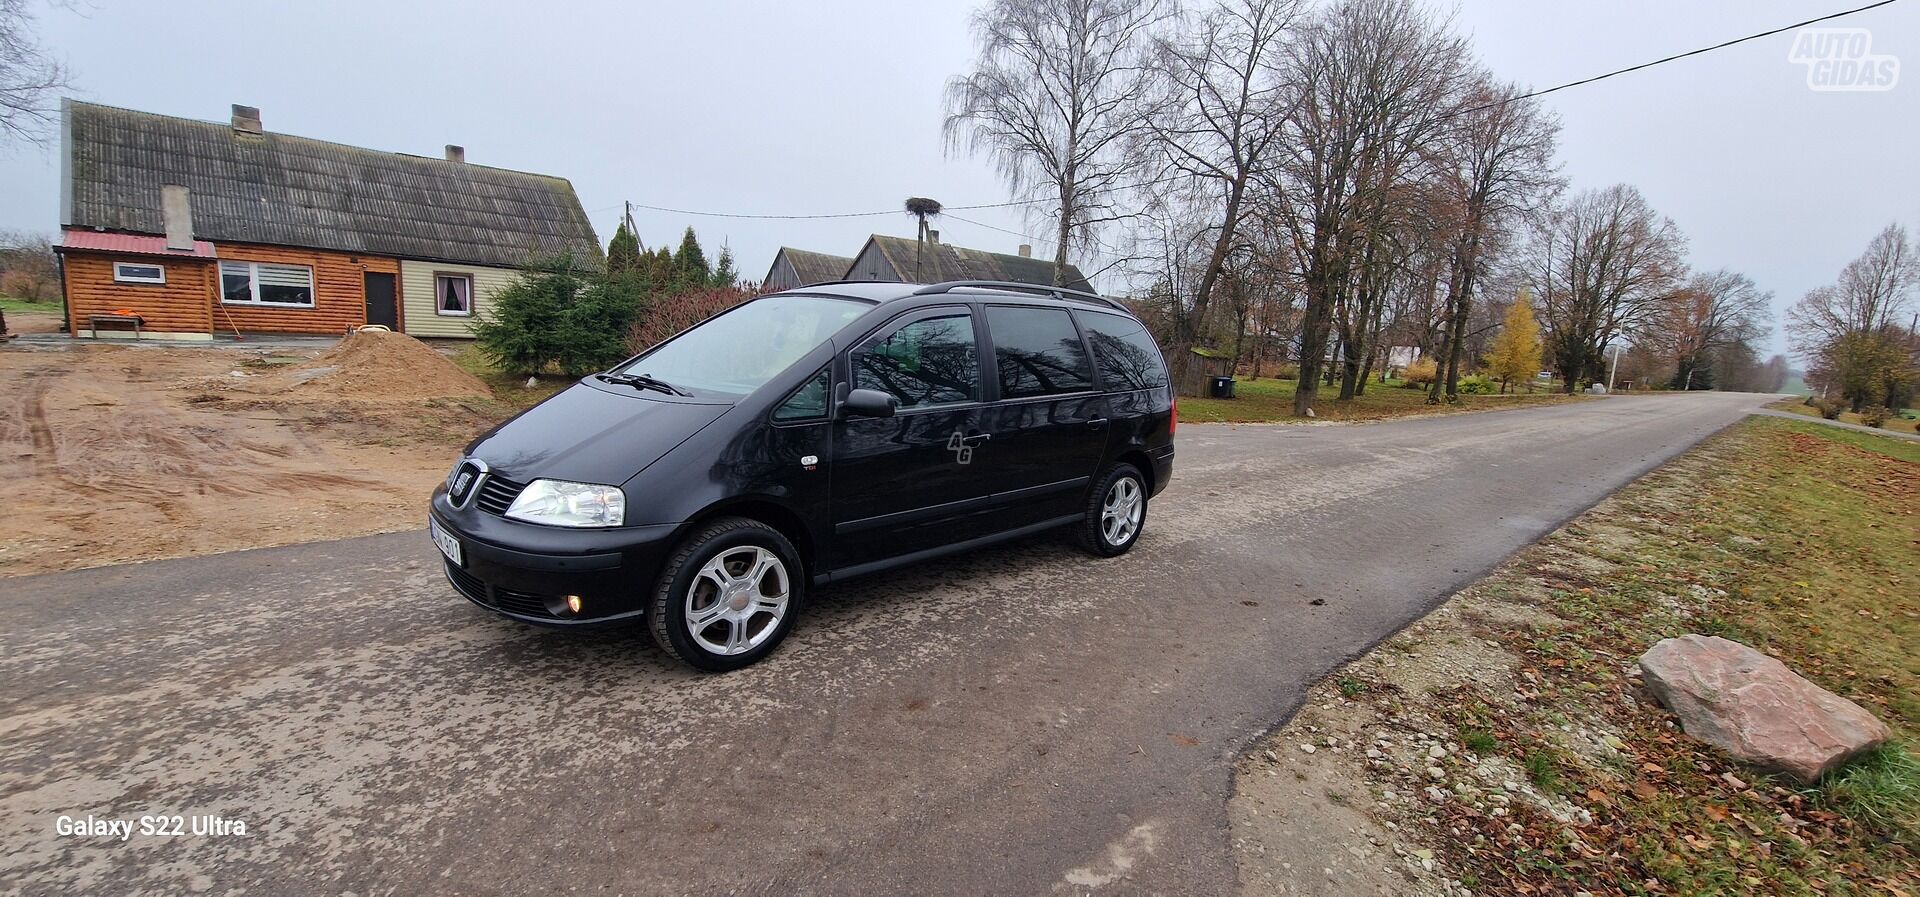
[89,313,145,338]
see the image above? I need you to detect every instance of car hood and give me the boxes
[466,380,730,487]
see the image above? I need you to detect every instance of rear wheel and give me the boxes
[1076,463,1147,557]
[649,517,803,672]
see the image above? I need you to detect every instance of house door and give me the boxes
[364,273,398,328]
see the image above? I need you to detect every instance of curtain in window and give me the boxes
[439,276,471,313]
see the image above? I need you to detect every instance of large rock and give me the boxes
[1638,634,1890,783]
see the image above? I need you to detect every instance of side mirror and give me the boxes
[842,388,899,419]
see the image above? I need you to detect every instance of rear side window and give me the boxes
[1078,311,1169,390]
[852,311,979,409]
[987,306,1094,399]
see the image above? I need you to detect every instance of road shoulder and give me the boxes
[1232,416,1919,896]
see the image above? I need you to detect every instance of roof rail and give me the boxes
[910,280,1127,311]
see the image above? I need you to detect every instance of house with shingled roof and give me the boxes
[761,247,855,292]
[844,233,1094,293]
[55,100,599,340]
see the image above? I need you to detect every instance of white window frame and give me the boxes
[113,261,167,285]
[434,272,475,317]
[219,261,315,308]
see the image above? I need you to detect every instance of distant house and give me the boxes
[761,247,854,291]
[843,233,1095,293]
[55,100,599,341]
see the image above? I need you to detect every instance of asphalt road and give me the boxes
[1,391,1774,896]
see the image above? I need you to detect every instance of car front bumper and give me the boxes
[429,485,680,628]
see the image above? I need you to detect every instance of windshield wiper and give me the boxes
[597,372,690,397]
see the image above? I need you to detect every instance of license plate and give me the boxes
[430,518,463,566]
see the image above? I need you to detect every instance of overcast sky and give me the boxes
[2,0,1913,355]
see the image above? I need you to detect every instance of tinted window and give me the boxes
[616,296,866,399]
[1079,311,1169,390]
[852,312,978,409]
[987,306,1094,399]
[772,367,830,421]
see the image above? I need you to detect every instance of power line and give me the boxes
[624,0,1899,222]
[1483,0,1900,112]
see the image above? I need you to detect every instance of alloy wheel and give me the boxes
[685,546,790,656]
[1101,476,1143,546]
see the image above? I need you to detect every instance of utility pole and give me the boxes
[1606,342,1624,392]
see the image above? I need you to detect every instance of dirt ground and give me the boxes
[0,335,508,577]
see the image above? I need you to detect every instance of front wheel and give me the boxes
[1077,463,1147,557]
[648,517,803,672]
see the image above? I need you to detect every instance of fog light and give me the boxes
[565,595,583,615]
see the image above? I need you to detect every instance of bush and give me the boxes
[1400,357,1438,388]
[1858,405,1891,428]
[1457,374,1497,395]
[626,286,758,355]
[1810,396,1847,420]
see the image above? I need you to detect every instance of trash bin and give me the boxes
[1209,375,1237,398]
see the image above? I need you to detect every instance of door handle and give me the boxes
[960,431,992,445]
[1085,418,1110,429]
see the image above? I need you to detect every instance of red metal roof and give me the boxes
[57,229,216,259]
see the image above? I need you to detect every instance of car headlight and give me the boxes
[504,479,625,527]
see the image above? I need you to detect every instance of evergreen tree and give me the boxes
[710,246,738,288]
[1486,293,1544,393]
[606,221,640,274]
[474,256,583,375]
[648,247,678,287]
[673,227,709,285]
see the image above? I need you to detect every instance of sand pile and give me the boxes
[270,329,492,401]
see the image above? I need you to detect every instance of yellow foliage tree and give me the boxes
[1487,292,1544,393]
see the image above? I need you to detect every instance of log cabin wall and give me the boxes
[61,253,215,337]
[212,242,399,335]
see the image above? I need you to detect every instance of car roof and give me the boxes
[776,280,1134,316]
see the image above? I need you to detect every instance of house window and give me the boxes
[220,261,314,307]
[113,262,167,285]
[435,273,473,317]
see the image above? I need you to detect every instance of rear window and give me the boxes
[987,305,1093,398]
[1078,311,1168,390]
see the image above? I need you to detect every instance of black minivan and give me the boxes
[429,280,1174,670]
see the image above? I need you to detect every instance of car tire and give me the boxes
[648,517,804,672]
[1076,462,1147,557]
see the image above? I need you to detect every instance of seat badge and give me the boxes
[800,454,819,471]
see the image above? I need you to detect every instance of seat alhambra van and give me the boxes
[429,280,1174,671]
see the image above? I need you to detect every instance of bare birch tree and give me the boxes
[945,0,1169,286]
[1424,74,1560,403]
[1529,185,1687,391]
[1652,269,1771,390]
[1265,0,1467,416]
[1,0,70,145]
[1136,0,1299,389]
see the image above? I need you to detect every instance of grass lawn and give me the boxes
[446,342,569,412]
[0,296,64,313]
[1453,417,1917,892]
[1179,375,1583,423]
[1769,395,1919,435]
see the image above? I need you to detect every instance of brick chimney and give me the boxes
[926,229,939,244]
[231,104,262,134]
[1018,244,1031,257]
[445,145,465,163]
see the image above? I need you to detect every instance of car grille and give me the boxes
[474,474,526,516]
[444,559,557,619]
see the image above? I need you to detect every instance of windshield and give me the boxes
[612,296,867,399]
